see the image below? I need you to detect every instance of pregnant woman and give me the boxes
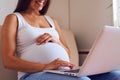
[1,0,120,80]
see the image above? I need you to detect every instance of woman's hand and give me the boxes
[43,58,75,70]
[36,33,60,45]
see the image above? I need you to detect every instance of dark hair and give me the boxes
[14,0,50,15]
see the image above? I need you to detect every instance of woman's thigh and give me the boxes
[20,72,91,80]
[88,71,120,80]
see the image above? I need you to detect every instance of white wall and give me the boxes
[0,0,17,25]
[48,0,113,51]
[47,0,70,29]
[70,0,113,51]
[0,0,113,51]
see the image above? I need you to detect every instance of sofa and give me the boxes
[0,25,79,80]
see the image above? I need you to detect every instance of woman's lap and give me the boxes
[20,71,120,80]
[20,72,90,80]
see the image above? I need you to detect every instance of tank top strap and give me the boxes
[13,12,25,30]
[44,15,55,28]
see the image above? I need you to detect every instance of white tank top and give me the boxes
[14,13,70,80]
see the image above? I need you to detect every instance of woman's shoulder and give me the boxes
[2,13,18,29]
[5,13,18,21]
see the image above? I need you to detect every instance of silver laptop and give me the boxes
[44,26,120,77]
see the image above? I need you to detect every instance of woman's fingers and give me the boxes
[55,58,75,69]
[44,58,75,70]
[36,33,52,44]
[36,33,59,44]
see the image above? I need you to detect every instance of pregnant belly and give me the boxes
[20,43,70,64]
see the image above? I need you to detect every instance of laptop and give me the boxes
[44,25,120,77]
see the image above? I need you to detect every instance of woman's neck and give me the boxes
[23,9,41,17]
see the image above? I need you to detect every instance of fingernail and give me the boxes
[36,43,40,45]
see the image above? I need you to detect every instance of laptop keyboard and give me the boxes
[63,68,80,73]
